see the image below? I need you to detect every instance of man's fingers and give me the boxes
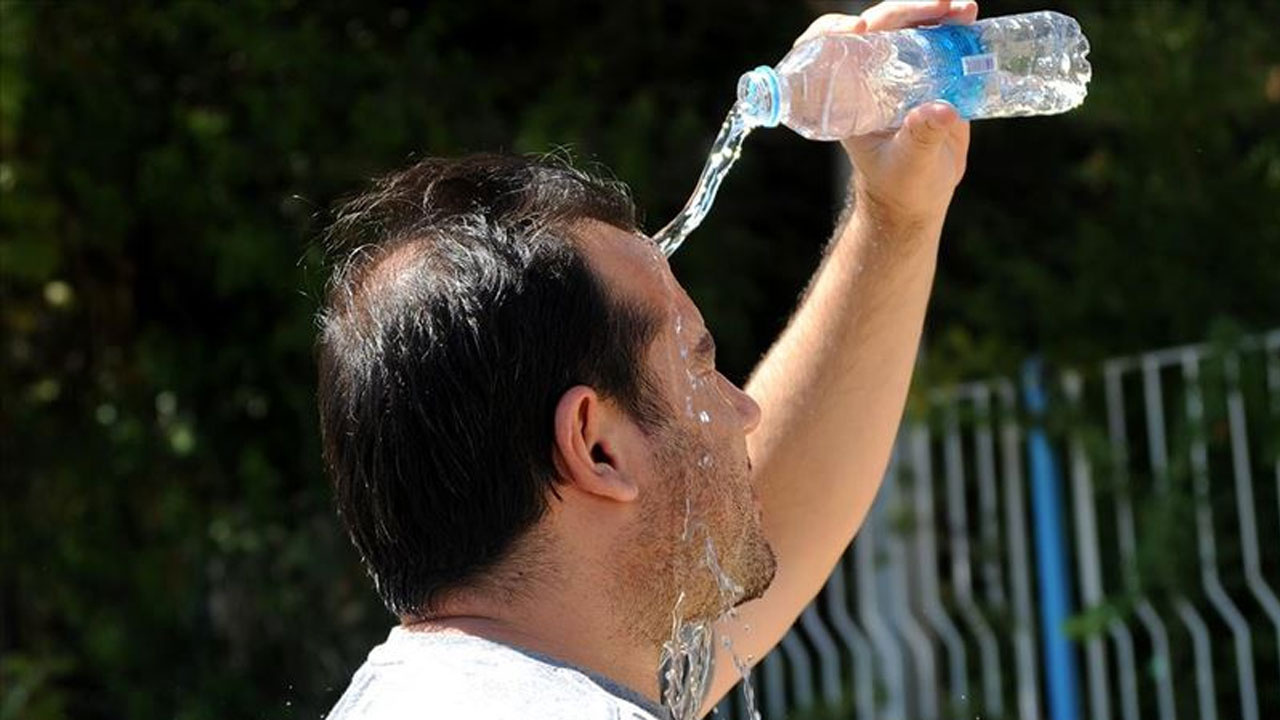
[862,0,978,33]
[902,102,959,151]
[793,13,867,47]
[942,0,981,25]
[792,1,978,49]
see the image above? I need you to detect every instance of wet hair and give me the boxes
[317,154,668,617]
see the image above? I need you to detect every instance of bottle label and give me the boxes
[961,53,997,76]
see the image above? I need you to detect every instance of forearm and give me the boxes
[745,190,943,604]
[704,189,945,710]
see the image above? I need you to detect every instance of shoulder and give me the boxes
[325,629,663,720]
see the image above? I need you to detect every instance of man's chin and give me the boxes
[733,540,777,607]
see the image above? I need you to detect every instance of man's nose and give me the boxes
[732,384,762,434]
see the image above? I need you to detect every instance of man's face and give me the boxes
[575,221,775,629]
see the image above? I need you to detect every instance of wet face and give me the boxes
[574,221,775,634]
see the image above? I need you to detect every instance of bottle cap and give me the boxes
[736,66,781,128]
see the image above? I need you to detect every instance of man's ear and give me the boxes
[551,386,639,503]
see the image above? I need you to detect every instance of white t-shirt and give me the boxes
[326,627,666,719]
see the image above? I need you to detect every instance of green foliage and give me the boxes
[1,1,1276,718]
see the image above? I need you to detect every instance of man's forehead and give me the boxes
[573,220,699,323]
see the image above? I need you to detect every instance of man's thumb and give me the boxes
[901,101,957,151]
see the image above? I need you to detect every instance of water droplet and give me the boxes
[698,410,711,424]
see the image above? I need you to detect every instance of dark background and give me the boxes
[2,1,1276,718]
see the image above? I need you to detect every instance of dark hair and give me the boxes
[317,154,668,617]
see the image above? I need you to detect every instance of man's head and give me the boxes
[317,154,773,635]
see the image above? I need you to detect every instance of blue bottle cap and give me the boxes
[736,66,781,128]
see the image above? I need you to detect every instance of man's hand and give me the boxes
[800,0,979,224]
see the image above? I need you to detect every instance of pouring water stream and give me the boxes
[653,103,756,257]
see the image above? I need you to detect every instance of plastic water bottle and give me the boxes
[736,10,1091,139]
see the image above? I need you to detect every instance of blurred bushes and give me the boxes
[0,1,1275,718]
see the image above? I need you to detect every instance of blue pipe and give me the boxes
[1022,358,1081,720]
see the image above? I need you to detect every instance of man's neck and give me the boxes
[403,587,664,706]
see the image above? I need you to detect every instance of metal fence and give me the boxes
[715,328,1280,720]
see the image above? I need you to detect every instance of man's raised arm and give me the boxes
[705,0,978,711]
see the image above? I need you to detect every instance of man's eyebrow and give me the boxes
[693,331,716,362]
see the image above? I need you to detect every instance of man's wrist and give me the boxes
[848,183,951,238]
[823,193,945,279]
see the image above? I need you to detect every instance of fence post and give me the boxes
[1021,358,1081,720]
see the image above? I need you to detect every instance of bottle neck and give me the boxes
[736,66,782,129]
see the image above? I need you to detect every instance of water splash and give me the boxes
[644,236,763,720]
[736,661,763,720]
[654,103,755,257]
[659,594,715,720]
[659,534,763,720]
[704,536,764,720]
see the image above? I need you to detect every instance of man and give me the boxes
[319,1,978,717]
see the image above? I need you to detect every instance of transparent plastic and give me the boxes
[738,10,1091,139]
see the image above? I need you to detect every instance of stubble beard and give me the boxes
[613,425,776,648]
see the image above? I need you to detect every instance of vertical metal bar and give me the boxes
[909,423,969,709]
[1062,370,1111,720]
[996,379,1041,720]
[1021,359,1081,720]
[1107,610,1142,720]
[1140,354,1170,487]
[824,553,875,720]
[1225,352,1280,686]
[1183,352,1258,720]
[1105,361,1175,720]
[972,385,1008,611]
[1142,354,1217,720]
[798,603,841,709]
[778,629,815,712]
[1267,332,1280,508]
[1173,602,1217,720]
[856,498,906,720]
[942,393,1004,717]
[882,441,939,719]
[762,644,787,720]
[1172,599,1213,717]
